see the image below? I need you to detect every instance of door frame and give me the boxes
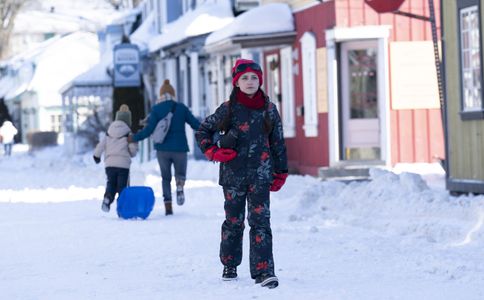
[325,26,391,167]
[341,40,380,160]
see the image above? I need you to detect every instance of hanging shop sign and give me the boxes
[364,0,405,13]
[113,43,141,87]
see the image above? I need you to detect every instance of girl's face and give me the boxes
[236,72,260,96]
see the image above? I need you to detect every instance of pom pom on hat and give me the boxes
[159,79,176,99]
[231,58,263,87]
[115,104,132,127]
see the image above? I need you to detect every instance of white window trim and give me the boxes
[179,54,189,107]
[300,32,318,137]
[281,46,296,137]
[160,0,167,29]
[190,52,200,117]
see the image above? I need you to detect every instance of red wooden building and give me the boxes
[260,0,444,176]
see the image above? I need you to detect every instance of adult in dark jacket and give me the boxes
[195,59,288,288]
[129,79,201,215]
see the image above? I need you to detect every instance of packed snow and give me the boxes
[1,145,483,300]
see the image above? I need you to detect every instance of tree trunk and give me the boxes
[0,0,28,60]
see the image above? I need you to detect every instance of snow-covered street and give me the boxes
[1,145,484,300]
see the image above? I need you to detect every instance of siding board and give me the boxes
[391,110,401,165]
[413,109,430,162]
[397,110,415,162]
[428,109,444,160]
[348,0,364,26]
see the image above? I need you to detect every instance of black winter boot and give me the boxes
[164,202,173,215]
[222,266,237,281]
[255,274,278,288]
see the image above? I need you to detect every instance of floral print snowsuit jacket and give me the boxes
[196,98,288,187]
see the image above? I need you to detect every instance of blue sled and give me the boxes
[117,186,155,219]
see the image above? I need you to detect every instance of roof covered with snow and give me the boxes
[148,0,234,52]
[205,3,295,46]
[14,0,135,33]
[0,36,62,100]
[26,31,100,105]
[70,52,112,88]
[130,12,157,52]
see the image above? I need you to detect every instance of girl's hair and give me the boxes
[218,87,272,134]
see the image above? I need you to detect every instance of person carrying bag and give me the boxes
[128,79,201,216]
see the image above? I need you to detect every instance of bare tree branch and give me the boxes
[0,0,29,59]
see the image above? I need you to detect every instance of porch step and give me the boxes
[318,162,384,181]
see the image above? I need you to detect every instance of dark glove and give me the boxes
[204,146,237,163]
[217,130,238,149]
[127,134,135,143]
[270,172,288,192]
[93,156,101,164]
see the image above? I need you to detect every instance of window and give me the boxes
[51,115,62,132]
[265,54,281,112]
[458,0,484,119]
[300,32,318,137]
[167,0,183,23]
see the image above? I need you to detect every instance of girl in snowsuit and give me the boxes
[195,59,288,288]
[94,104,138,212]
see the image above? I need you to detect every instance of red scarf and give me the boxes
[236,89,265,110]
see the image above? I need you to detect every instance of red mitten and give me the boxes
[204,146,217,160]
[270,173,288,192]
[204,146,237,163]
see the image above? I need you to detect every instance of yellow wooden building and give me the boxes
[443,0,484,194]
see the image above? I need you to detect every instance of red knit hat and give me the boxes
[231,58,263,87]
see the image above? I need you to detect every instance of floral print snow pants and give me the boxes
[220,183,275,279]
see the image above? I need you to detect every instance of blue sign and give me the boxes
[113,43,141,87]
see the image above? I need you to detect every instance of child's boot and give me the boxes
[222,266,237,281]
[101,196,111,212]
[255,274,279,289]
[164,201,173,215]
[175,179,185,206]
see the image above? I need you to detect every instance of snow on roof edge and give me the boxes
[205,3,294,47]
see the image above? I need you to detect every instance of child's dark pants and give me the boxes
[104,167,130,204]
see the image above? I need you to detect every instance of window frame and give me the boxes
[265,53,281,112]
[280,46,296,138]
[457,0,484,120]
[300,31,318,137]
